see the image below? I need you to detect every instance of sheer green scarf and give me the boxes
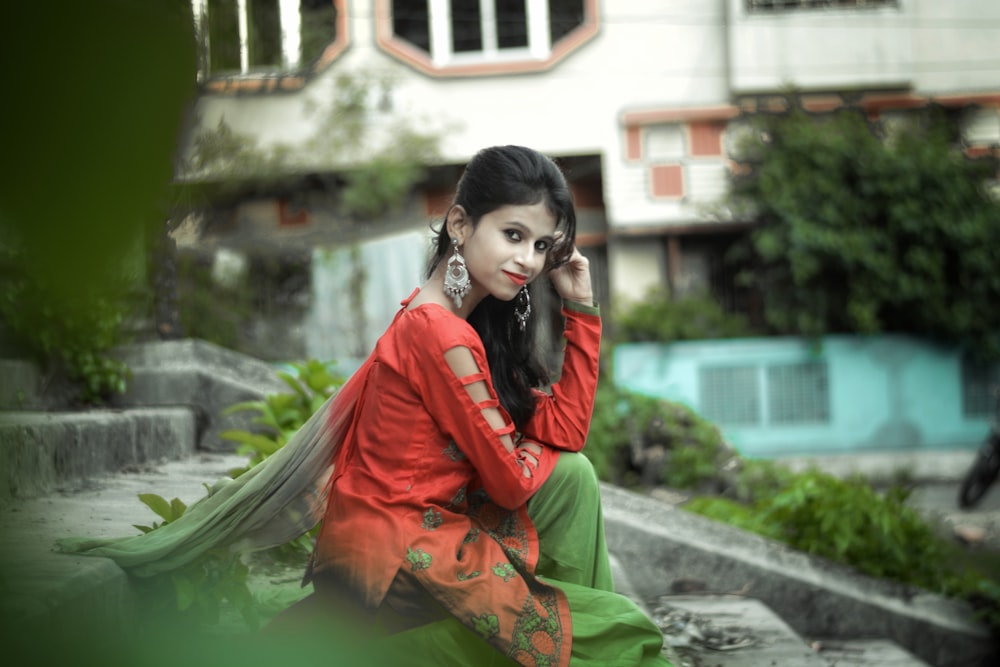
[56,359,370,577]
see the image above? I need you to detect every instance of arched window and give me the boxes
[378,0,597,76]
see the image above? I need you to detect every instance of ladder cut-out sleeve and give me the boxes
[407,310,552,509]
[520,303,602,452]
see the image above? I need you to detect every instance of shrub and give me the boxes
[613,287,756,343]
[587,382,733,490]
[0,268,133,405]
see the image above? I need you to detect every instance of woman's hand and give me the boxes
[549,247,594,306]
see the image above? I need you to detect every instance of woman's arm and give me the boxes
[519,302,601,452]
[411,313,554,509]
[519,247,601,451]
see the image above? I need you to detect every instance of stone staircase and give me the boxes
[0,340,995,666]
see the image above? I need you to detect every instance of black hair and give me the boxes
[427,145,578,429]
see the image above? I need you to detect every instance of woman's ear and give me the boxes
[446,205,470,244]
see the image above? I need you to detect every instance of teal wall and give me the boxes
[613,335,998,459]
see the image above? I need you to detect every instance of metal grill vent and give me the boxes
[767,362,830,424]
[699,365,760,425]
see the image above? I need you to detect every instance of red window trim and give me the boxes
[374,0,600,78]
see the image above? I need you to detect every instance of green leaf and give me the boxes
[138,493,175,523]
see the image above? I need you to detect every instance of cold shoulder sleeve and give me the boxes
[519,301,602,452]
[404,309,551,509]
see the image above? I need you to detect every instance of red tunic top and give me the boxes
[311,292,601,666]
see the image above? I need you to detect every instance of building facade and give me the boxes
[179,0,1000,361]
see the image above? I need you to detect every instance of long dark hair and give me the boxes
[427,145,577,429]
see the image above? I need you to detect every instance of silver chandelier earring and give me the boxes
[444,238,471,308]
[514,286,531,332]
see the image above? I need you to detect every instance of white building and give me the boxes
[180,0,1000,359]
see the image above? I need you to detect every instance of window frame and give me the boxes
[376,0,599,77]
[192,0,350,93]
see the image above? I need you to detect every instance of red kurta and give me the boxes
[311,292,601,666]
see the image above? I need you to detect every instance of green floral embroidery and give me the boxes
[491,562,517,582]
[471,613,500,640]
[463,528,481,544]
[509,589,564,666]
[448,486,467,507]
[443,441,466,462]
[457,570,481,581]
[406,546,432,571]
[421,507,443,530]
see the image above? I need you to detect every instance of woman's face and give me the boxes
[458,202,557,303]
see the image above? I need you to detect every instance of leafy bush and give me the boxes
[587,382,733,490]
[222,359,345,474]
[0,272,133,405]
[728,101,1000,359]
[614,287,756,343]
[133,492,258,630]
[689,470,946,585]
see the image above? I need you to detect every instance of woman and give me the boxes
[278,145,670,666]
[62,146,670,666]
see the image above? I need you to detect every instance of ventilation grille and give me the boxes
[768,362,829,424]
[699,361,831,426]
[699,366,760,425]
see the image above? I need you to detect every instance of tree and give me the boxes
[727,99,1000,359]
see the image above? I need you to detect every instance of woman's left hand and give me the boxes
[549,247,594,306]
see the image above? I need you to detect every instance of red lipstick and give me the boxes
[504,271,527,286]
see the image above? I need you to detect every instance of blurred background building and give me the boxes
[173,0,1000,380]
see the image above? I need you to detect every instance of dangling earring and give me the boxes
[514,286,531,332]
[444,238,471,309]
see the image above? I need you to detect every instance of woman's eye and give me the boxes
[534,240,551,253]
[505,230,522,242]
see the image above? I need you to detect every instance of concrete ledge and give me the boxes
[778,451,977,484]
[111,340,288,452]
[0,408,196,501]
[600,483,995,667]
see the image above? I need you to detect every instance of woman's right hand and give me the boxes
[549,247,594,306]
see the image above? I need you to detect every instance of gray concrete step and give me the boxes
[0,447,988,667]
[652,595,828,666]
[810,639,934,666]
[0,408,198,501]
[111,340,289,452]
[599,483,995,667]
[647,595,933,667]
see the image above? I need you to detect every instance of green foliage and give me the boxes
[614,287,756,343]
[587,382,731,489]
[729,99,1000,359]
[133,492,258,630]
[222,360,345,473]
[0,263,133,405]
[1,0,195,404]
[684,465,1000,630]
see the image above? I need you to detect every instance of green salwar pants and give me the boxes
[377,453,666,666]
[267,453,670,666]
